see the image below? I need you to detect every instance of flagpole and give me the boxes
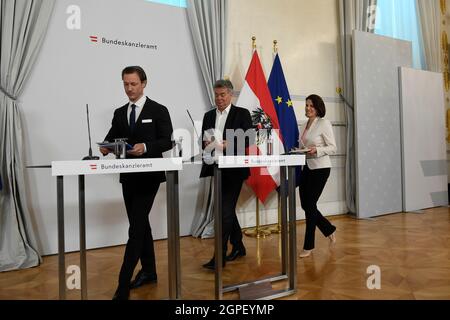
[245,196,271,238]
[273,40,278,60]
[245,122,270,238]
[245,36,271,239]
[266,40,282,235]
[272,40,282,234]
[266,193,282,234]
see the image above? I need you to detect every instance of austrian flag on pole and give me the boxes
[236,51,285,203]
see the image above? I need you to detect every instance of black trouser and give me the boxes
[299,165,336,250]
[118,182,160,287]
[221,175,245,256]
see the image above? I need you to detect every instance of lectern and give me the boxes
[214,155,305,300]
[51,158,183,300]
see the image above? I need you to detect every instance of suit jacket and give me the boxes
[299,117,336,170]
[200,105,254,180]
[104,97,173,184]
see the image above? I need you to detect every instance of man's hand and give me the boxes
[218,140,227,151]
[204,140,212,148]
[203,139,226,151]
[100,147,110,156]
[128,143,146,157]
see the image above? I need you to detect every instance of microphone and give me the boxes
[186,109,203,163]
[186,109,200,139]
[82,104,100,161]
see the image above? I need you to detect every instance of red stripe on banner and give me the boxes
[246,145,277,203]
[245,52,280,130]
[240,51,282,202]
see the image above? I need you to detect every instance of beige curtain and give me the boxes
[0,0,56,271]
[416,0,442,72]
[186,0,228,238]
[338,0,377,214]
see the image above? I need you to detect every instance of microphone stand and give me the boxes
[83,104,100,160]
[186,109,203,163]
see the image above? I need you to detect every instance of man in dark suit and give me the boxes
[100,66,173,300]
[200,79,254,270]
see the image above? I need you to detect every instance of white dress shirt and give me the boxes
[214,104,231,144]
[127,95,148,152]
[127,95,147,125]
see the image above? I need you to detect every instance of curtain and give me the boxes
[0,0,56,271]
[375,0,424,69]
[416,0,442,72]
[186,0,227,105]
[338,0,377,214]
[186,0,228,238]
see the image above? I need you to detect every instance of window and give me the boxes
[145,0,187,8]
[375,0,425,69]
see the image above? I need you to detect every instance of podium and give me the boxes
[214,155,305,300]
[51,158,183,300]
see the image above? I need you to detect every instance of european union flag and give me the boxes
[268,54,299,152]
[268,54,301,186]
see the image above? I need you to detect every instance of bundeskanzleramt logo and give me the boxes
[89,35,157,50]
[89,164,97,170]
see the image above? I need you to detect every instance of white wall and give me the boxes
[226,0,347,225]
[21,0,208,255]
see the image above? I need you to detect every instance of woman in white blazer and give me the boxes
[298,94,337,258]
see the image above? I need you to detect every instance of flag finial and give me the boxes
[252,36,256,50]
[273,40,278,53]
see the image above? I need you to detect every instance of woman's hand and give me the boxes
[307,146,317,156]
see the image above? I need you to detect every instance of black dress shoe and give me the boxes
[129,270,157,289]
[112,286,130,300]
[202,258,226,270]
[226,245,246,261]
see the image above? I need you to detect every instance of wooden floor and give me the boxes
[1,207,450,300]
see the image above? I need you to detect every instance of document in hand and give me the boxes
[288,147,311,154]
[97,141,133,151]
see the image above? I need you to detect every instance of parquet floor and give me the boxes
[1,207,449,300]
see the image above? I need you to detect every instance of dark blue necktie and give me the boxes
[130,104,136,133]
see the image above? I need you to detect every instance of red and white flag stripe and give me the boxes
[236,51,285,203]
